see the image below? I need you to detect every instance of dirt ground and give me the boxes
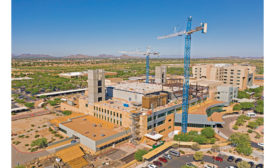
[12,113,66,152]
[230,118,264,143]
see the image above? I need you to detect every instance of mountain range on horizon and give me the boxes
[11,53,263,60]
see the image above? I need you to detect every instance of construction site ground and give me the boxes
[12,113,67,152]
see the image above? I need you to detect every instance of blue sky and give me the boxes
[12,0,263,57]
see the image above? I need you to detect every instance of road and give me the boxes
[12,145,49,168]
[217,115,264,150]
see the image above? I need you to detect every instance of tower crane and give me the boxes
[157,16,207,133]
[120,47,159,83]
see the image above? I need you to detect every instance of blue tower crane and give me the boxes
[157,16,207,133]
[120,47,159,83]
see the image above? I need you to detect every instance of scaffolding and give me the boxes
[130,112,141,144]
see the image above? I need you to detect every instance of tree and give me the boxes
[229,133,252,156]
[191,142,200,151]
[15,165,25,168]
[255,104,263,114]
[193,135,208,144]
[62,110,72,116]
[247,121,258,129]
[31,138,48,148]
[240,102,255,110]
[256,118,264,125]
[193,151,203,161]
[24,102,34,109]
[237,91,250,99]
[237,161,251,168]
[201,127,215,138]
[233,104,241,111]
[134,149,148,161]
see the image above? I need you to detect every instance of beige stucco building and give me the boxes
[192,64,256,90]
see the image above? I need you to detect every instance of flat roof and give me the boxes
[145,133,163,140]
[94,98,137,113]
[36,88,87,97]
[113,82,163,94]
[50,112,85,127]
[61,115,128,141]
[55,144,84,163]
[143,141,174,160]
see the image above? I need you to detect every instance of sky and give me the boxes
[12,0,263,57]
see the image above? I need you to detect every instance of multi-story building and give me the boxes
[192,64,256,90]
[216,85,238,106]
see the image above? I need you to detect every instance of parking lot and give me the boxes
[147,151,264,168]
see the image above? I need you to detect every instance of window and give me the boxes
[98,80,102,86]
[86,104,88,107]
[98,87,102,93]
[120,114,122,118]
[98,97,102,102]
[147,117,152,122]
[157,120,164,126]
[168,126,171,129]
[168,119,172,122]
[159,129,165,133]
[147,125,152,130]
[114,112,116,116]
[158,112,166,118]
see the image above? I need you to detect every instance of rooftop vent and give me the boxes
[93,124,97,127]
[83,118,87,121]
[93,134,96,137]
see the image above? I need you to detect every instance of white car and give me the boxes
[147,164,157,168]
[257,143,264,147]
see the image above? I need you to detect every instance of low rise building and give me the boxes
[216,85,238,106]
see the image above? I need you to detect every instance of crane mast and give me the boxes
[157,16,207,133]
[120,47,159,83]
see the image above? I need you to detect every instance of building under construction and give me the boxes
[59,68,230,152]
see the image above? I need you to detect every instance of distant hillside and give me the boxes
[12,54,55,59]
[63,54,92,59]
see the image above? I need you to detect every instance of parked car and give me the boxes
[163,153,172,160]
[158,157,167,163]
[204,164,217,168]
[71,140,77,144]
[153,161,162,167]
[248,161,254,167]
[227,156,235,162]
[225,166,237,168]
[256,164,263,168]
[147,164,157,168]
[212,156,223,162]
[169,150,180,157]
[235,158,242,163]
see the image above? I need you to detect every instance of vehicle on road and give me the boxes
[169,150,180,157]
[257,143,264,148]
[153,161,162,167]
[212,156,223,162]
[227,156,235,162]
[246,112,256,117]
[158,157,167,163]
[235,158,242,163]
[147,164,157,168]
[225,166,237,168]
[248,161,254,167]
[71,140,77,144]
[163,153,172,160]
[256,163,263,168]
